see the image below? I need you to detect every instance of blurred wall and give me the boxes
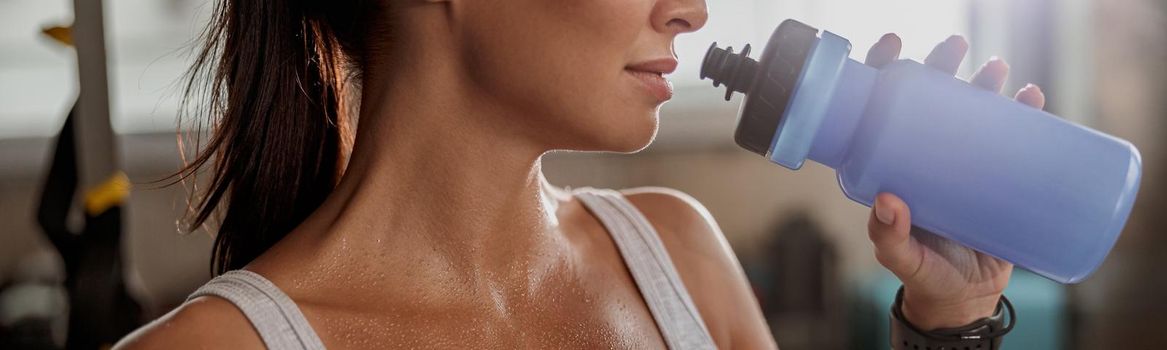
[1071,0,1167,348]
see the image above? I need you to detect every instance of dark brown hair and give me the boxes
[161,0,384,275]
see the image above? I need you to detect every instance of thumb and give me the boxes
[868,193,923,280]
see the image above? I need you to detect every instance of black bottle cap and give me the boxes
[700,43,758,101]
[700,19,819,157]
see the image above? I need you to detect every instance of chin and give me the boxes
[606,114,659,153]
[553,107,659,153]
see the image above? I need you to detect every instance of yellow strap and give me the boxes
[41,25,74,47]
[84,171,130,216]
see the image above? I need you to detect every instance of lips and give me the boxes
[625,58,678,102]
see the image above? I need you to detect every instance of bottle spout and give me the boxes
[700,43,759,101]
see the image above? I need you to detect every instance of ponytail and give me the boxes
[163,0,378,274]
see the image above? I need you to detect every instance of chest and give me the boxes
[305,282,666,349]
[301,254,668,349]
[265,198,690,349]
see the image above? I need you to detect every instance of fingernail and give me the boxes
[879,33,899,43]
[980,57,1002,70]
[946,35,968,47]
[875,200,895,225]
[1024,83,1041,91]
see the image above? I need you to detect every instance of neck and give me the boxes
[280,38,570,279]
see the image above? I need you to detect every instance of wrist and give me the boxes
[890,286,1015,350]
[900,289,1001,330]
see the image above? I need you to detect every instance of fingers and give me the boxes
[868,193,923,280]
[1014,83,1046,109]
[923,35,969,75]
[949,42,1044,112]
[969,57,1010,93]
[865,33,902,69]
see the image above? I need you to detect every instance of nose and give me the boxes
[652,0,709,35]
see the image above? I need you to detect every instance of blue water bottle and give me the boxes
[701,19,1142,283]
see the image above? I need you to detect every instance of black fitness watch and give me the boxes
[889,285,1015,350]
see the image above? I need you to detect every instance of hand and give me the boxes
[862,34,1046,330]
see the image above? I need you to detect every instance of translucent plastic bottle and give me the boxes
[701,19,1142,283]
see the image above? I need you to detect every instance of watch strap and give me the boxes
[889,286,1015,350]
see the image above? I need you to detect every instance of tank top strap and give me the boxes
[187,270,326,350]
[572,187,717,350]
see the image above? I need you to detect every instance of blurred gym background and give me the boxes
[1,0,1164,348]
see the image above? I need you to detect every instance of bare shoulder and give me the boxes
[619,187,732,261]
[114,296,264,350]
[619,186,777,350]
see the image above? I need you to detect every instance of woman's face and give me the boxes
[456,0,708,153]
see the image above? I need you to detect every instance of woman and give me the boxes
[117,0,1044,348]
